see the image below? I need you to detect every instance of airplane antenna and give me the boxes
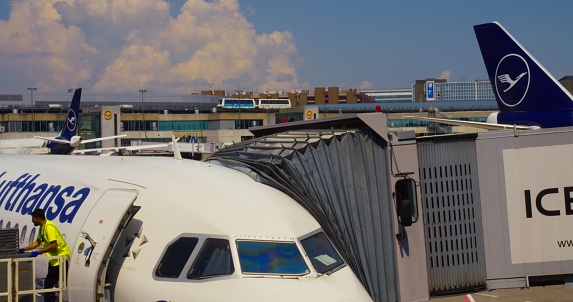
[172,135,182,160]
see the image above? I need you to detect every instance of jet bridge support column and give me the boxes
[387,133,430,302]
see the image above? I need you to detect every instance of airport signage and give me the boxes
[426,81,435,102]
[503,144,573,264]
[304,106,319,120]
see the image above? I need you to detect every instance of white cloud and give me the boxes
[359,80,375,90]
[0,1,95,90]
[439,70,451,81]
[0,0,300,93]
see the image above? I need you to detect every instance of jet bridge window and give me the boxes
[187,238,234,279]
[300,232,344,274]
[155,237,199,278]
[394,178,419,226]
[236,241,309,275]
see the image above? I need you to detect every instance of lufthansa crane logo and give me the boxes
[66,110,77,132]
[104,110,113,120]
[495,54,530,107]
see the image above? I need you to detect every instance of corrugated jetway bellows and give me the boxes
[416,135,487,294]
[208,129,397,302]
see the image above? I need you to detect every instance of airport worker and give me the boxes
[19,208,71,302]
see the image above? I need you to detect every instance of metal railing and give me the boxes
[0,255,67,302]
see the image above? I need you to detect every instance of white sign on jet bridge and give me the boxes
[504,144,573,264]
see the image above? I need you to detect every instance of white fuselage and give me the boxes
[0,155,372,302]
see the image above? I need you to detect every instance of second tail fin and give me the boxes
[474,22,573,112]
[60,88,82,139]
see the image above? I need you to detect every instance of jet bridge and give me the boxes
[415,127,573,292]
[208,113,429,302]
[475,127,573,289]
[207,113,573,300]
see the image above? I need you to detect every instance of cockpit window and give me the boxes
[300,232,344,274]
[187,238,234,279]
[155,237,199,278]
[236,241,309,275]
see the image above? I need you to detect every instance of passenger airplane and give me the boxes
[0,88,125,154]
[0,151,372,301]
[405,22,573,130]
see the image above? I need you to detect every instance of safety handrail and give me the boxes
[0,257,13,301]
[1,255,68,302]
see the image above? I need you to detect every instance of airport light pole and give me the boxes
[27,87,37,105]
[295,92,299,107]
[139,89,147,139]
[209,86,213,110]
[238,87,242,129]
[233,86,241,129]
[27,87,37,132]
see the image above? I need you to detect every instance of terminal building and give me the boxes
[360,79,495,103]
[1,76,573,154]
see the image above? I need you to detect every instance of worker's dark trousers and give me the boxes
[44,261,68,302]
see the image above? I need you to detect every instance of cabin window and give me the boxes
[300,232,344,274]
[187,238,234,279]
[236,241,309,275]
[155,237,199,278]
[0,219,3,228]
[20,225,27,244]
[29,228,36,245]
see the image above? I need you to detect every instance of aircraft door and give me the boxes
[68,189,139,302]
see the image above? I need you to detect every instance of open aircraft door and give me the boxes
[68,189,140,302]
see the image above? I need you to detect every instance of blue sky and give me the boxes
[0,0,571,94]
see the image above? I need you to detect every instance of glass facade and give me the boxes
[158,121,209,131]
[363,88,413,102]
[435,81,494,102]
[388,117,487,128]
[6,120,64,132]
[78,113,102,149]
[236,119,263,129]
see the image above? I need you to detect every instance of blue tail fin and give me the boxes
[60,88,82,140]
[474,22,573,112]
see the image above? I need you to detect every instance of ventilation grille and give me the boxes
[0,228,19,256]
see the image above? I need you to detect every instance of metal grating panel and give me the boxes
[0,229,19,256]
[417,136,486,294]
